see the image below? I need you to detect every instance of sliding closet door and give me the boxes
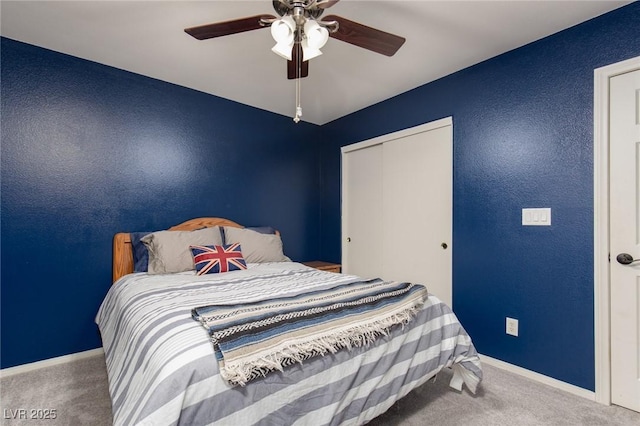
[342,144,384,279]
[342,118,452,306]
[382,125,452,306]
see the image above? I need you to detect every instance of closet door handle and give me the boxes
[441,242,448,249]
[347,237,351,242]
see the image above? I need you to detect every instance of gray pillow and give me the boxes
[142,227,223,274]
[224,226,290,263]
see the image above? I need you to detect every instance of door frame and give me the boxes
[594,55,640,405]
[341,116,452,280]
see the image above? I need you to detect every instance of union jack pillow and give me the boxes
[190,243,247,275]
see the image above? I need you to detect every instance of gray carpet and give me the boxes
[1,355,112,426]
[1,354,638,425]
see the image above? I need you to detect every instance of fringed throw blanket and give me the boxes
[192,278,428,386]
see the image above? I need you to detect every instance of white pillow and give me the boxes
[142,227,223,274]
[224,226,290,263]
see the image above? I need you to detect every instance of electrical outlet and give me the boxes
[506,317,519,337]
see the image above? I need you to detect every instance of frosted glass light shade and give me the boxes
[270,16,295,44]
[301,39,322,61]
[270,16,295,60]
[301,20,328,61]
[304,20,329,49]
[272,42,293,60]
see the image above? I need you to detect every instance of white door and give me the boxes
[342,144,384,279]
[382,125,452,306]
[610,68,640,412]
[342,118,453,306]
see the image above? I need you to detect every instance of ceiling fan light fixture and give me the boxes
[270,15,295,60]
[304,20,329,49]
[301,39,322,61]
[270,16,295,44]
[272,42,294,60]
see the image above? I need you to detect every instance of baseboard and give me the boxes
[480,354,596,401]
[0,347,104,379]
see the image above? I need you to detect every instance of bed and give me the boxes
[97,217,482,425]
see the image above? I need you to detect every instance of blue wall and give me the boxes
[1,38,321,369]
[3,3,640,392]
[318,3,640,391]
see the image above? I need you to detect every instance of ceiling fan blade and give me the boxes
[323,14,405,57]
[287,43,309,79]
[185,14,276,40]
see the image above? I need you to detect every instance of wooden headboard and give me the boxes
[112,217,246,283]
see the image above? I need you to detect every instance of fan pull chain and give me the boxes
[294,76,302,123]
[293,41,302,123]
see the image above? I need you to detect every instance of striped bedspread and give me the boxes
[192,279,428,386]
[96,262,482,425]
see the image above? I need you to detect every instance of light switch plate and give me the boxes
[522,208,551,226]
[506,317,519,337]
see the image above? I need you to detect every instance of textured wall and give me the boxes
[3,3,639,390]
[319,3,640,391]
[1,38,320,369]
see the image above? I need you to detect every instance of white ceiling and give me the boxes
[1,1,631,124]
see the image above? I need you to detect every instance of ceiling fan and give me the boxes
[184,0,406,80]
